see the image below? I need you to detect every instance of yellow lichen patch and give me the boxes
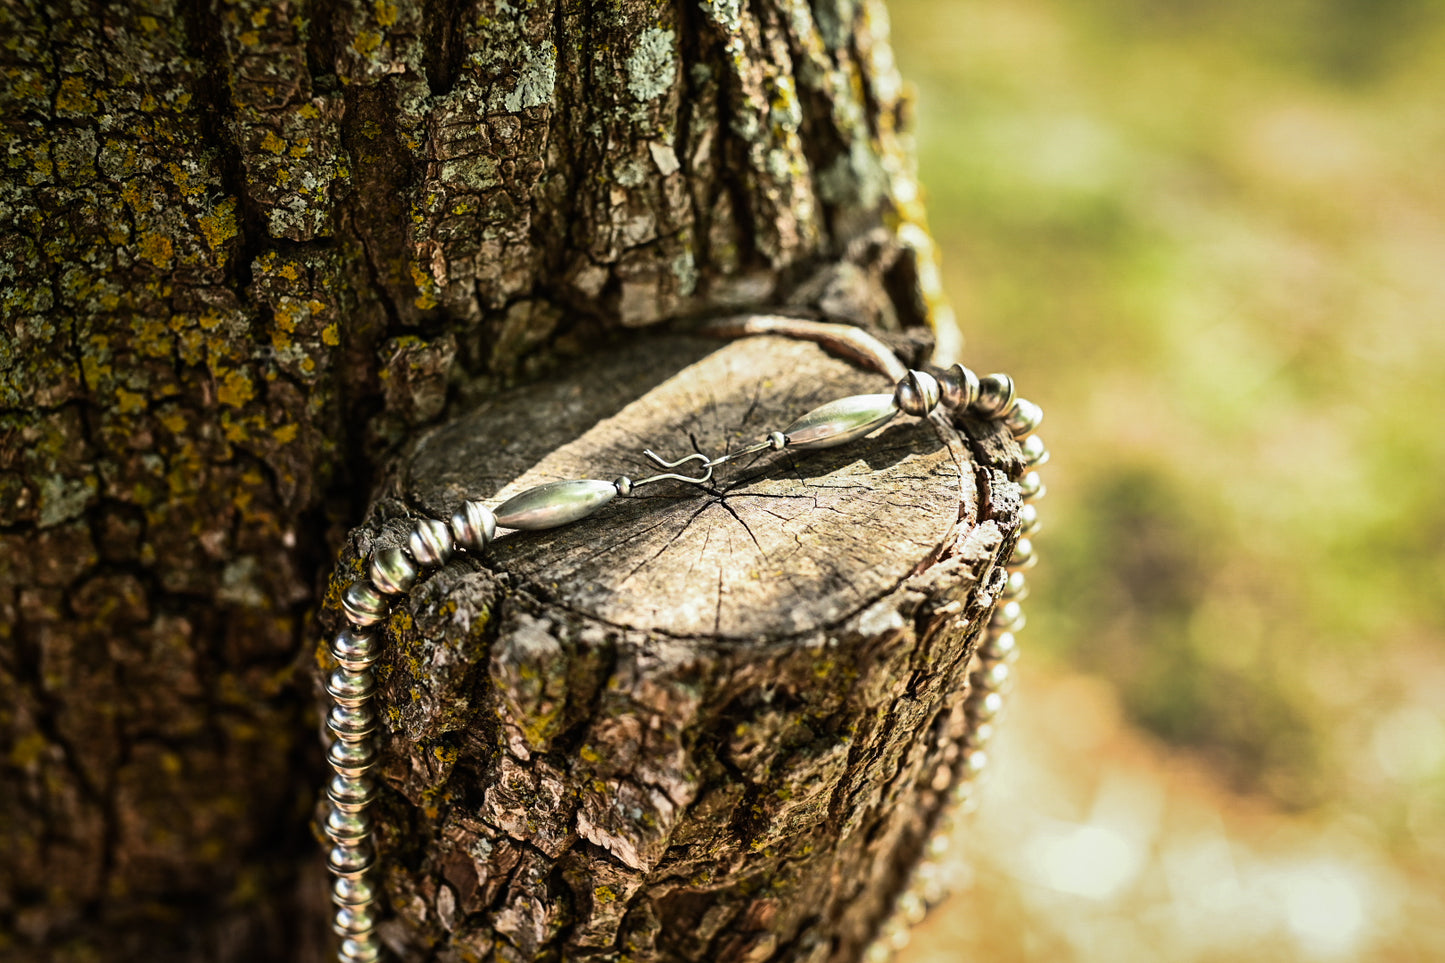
[409,261,438,310]
[137,231,174,269]
[373,0,399,27]
[116,387,147,414]
[260,130,286,154]
[217,367,255,408]
[55,76,93,114]
[239,30,260,47]
[352,30,382,56]
[289,137,312,158]
[158,409,188,435]
[273,422,299,444]
[322,323,340,346]
[197,198,238,255]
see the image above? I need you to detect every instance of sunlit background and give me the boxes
[887,0,1445,960]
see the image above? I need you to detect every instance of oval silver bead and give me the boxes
[408,517,454,567]
[964,720,997,750]
[1021,434,1050,469]
[938,363,980,409]
[326,805,373,843]
[340,935,383,963]
[328,841,375,878]
[450,500,497,553]
[982,630,1019,665]
[333,875,379,907]
[1008,536,1038,571]
[328,774,377,812]
[328,703,377,742]
[334,904,380,938]
[783,393,899,450]
[328,739,378,777]
[893,370,941,417]
[1018,470,1046,502]
[495,479,617,531]
[330,628,378,670]
[968,689,1005,722]
[1001,569,1029,601]
[973,660,1013,693]
[1018,502,1041,535]
[989,600,1026,633]
[326,667,376,707]
[972,373,1016,419]
[1006,398,1044,438]
[341,580,388,628]
[367,547,417,595]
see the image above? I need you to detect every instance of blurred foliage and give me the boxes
[888,0,1445,956]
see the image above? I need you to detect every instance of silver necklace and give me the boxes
[320,334,1047,963]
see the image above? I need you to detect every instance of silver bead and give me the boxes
[1018,470,1046,501]
[613,476,633,497]
[989,600,1026,633]
[950,778,976,805]
[961,747,989,778]
[1005,397,1043,438]
[767,430,787,450]
[1008,537,1037,571]
[982,630,1019,665]
[898,891,927,926]
[450,500,497,553]
[408,517,454,567]
[328,841,375,878]
[973,660,1012,693]
[327,667,376,707]
[783,394,899,449]
[368,547,417,595]
[340,935,383,963]
[330,628,379,671]
[328,774,378,812]
[1021,433,1049,468]
[328,739,378,777]
[1018,502,1041,535]
[964,720,997,749]
[893,369,942,417]
[326,805,373,843]
[333,875,378,907]
[334,903,380,938]
[969,689,1005,722]
[342,580,389,628]
[971,373,1016,419]
[495,479,618,530]
[328,703,377,742]
[938,363,980,409]
[1001,570,1029,601]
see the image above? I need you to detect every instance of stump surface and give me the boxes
[405,336,973,639]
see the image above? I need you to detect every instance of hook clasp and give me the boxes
[635,449,716,488]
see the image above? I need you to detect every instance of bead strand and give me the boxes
[863,372,1048,963]
[319,361,1044,963]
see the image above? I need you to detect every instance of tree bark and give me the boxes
[0,0,980,960]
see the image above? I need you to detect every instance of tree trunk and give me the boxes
[0,0,1000,960]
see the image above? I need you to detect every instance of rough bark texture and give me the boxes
[325,333,1022,962]
[1,0,964,959]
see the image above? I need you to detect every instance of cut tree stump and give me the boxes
[322,329,1025,962]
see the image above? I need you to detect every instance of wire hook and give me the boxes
[634,449,716,488]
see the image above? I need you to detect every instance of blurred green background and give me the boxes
[886,0,1445,959]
